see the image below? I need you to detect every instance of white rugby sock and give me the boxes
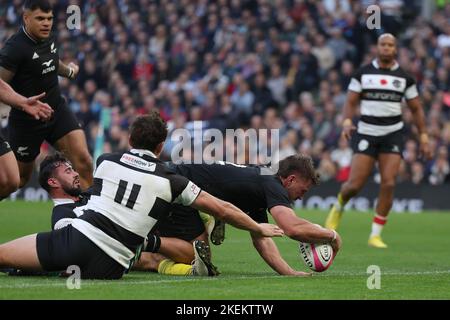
[370,214,387,237]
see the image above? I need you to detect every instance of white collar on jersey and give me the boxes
[129,148,157,158]
[52,198,75,207]
[372,59,399,71]
[22,26,38,44]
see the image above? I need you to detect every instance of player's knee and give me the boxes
[343,180,362,197]
[0,175,20,198]
[380,180,396,191]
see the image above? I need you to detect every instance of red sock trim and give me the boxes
[373,215,387,225]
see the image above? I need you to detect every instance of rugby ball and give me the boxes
[299,242,334,272]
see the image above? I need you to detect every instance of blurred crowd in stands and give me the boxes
[1,0,449,184]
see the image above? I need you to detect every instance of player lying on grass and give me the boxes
[40,152,218,276]
[0,112,283,279]
[137,156,342,276]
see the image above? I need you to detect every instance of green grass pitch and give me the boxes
[0,201,449,300]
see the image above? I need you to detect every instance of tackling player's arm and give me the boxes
[270,205,342,253]
[0,68,52,121]
[191,191,284,238]
[251,235,311,276]
[58,60,79,79]
[406,97,432,160]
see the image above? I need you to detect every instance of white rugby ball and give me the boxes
[299,242,334,272]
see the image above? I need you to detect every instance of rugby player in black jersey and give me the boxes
[0,78,52,200]
[145,156,342,276]
[0,0,92,196]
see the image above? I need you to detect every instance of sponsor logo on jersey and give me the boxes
[42,59,56,74]
[392,79,401,89]
[363,91,402,101]
[32,52,39,59]
[17,146,29,156]
[42,59,53,67]
[120,154,156,172]
[190,183,200,196]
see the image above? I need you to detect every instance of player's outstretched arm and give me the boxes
[270,205,342,253]
[191,191,284,238]
[251,235,311,276]
[0,79,53,121]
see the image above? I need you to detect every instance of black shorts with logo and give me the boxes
[153,204,205,242]
[8,100,81,162]
[351,129,405,158]
[36,225,125,280]
[0,133,12,156]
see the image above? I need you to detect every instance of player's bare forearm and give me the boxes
[271,206,335,243]
[0,78,27,108]
[192,192,283,237]
[0,77,52,120]
[58,60,78,79]
[251,235,297,275]
[341,91,360,139]
[407,97,428,136]
[407,97,432,159]
[58,60,70,77]
[342,91,360,121]
[0,66,15,83]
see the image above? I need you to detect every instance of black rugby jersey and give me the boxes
[170,161,292,223]
[0,27,63,119]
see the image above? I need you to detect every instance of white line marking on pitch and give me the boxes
[0,270,449,289]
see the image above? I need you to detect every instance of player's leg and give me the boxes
[368,153,402,248]
[48,103,93,189]
[150,205,219,276]
[201,212,225,245]
[7,118,43,188]
[0,234,43,270]
[53,129,93,190]
[136,241,218,276]
[326,153,376,229]
[17,160,35,188]
[0,140,20,199]
[159,236,196,264]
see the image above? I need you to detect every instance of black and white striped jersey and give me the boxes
[348,59,418,136]
[71,149,201,269]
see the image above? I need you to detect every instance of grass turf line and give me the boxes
[0,201,449,299]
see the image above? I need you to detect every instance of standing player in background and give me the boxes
[325,34,432,248]
[0,0,93,193]
[0,78,52,200]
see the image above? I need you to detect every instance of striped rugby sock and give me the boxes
[370,214,388,237]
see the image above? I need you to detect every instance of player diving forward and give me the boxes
[140,156,343,276]
[0,112,283,279]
